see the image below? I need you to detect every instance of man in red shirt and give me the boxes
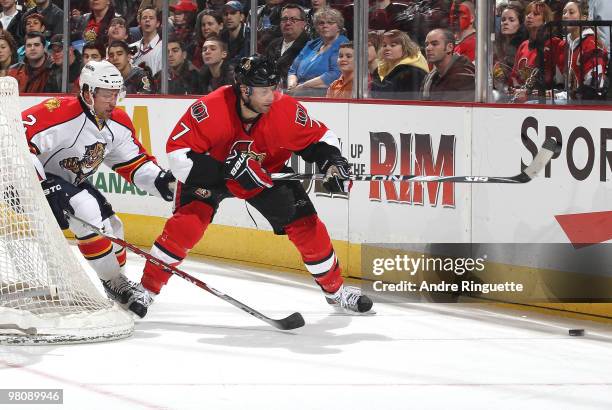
[129,55,373,318]
[450,0,476,63]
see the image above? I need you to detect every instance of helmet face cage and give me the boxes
[235,56,280,88]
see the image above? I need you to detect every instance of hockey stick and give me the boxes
[271,138,560,184]
[64,212,305,331]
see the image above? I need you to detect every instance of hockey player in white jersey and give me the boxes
[21,60,176,305]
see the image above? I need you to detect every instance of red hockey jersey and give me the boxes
[166,86,338,186]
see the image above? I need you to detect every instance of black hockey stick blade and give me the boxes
[271,138,560,184]
[64,211,306,331]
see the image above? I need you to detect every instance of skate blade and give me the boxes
[329,306,377,316]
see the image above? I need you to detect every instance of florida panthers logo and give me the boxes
[60,142,107,184]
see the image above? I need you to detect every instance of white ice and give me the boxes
[1,248,612,410]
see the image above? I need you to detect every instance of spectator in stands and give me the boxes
[264,3,309,87]
[107,16,130,44]
[198,35,234,93]
[0,31,17,76]
[510,0,562,102]
[287,7,348,96]
[255,0,288,53]
[113,0,138,28]
[131,7,163,76]
[108,39,154,94]
[305,0,327,39]
[192,9,223,69]
[326,41,354,98]
[344,0,408,38]
[169,0,198,59]
[21,0,63,37]
[81,40,105,65]
[23,12,46,37]
[8,31,59,93]
[17,14,47,62]
[48,34,82,90]
[219,0,250,66]
[71,40,105,92]
[589,0,612,56]
[371,29,429,99]
[421,28,475,101]
[1,0,23,46]
[153,35,200,95]
[560,0,608,101]
[368,30,381,74]
[73,0,117,46]
[450,0,476,63]
[493,3,527,97]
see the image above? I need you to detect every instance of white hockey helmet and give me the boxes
[79,60,124,96]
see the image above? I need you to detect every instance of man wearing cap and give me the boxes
[49,33,82,91]
[170,0,197,59]
[219,0,250,66]
[21,0,63,37]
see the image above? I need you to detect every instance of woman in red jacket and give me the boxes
[558,0,608,101]
[510,0,562,102]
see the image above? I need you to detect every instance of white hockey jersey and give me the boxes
[22,96,164,196]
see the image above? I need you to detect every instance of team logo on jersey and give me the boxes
[191,101,209,123]
[230,140,266,163]
[141,76,151,92]
[295,105,308,127]
[44,98,61,112]
[59,142,107,185]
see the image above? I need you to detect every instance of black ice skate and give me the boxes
[101,274,137,304]
[325,285,373,313]
[127,283,156,318]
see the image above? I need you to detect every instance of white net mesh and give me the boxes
[0,77,133,344]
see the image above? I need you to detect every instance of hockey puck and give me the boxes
[569,329,584,336]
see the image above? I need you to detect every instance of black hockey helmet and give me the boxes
[235,55,280,87]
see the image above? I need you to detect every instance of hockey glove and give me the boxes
[321,156,352,193]
[154,169,176,201]
[41,176,76,230]
[223,150,273,192]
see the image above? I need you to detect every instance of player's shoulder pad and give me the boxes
[110,107,135,131]
[22,96,83,135]
[271,93,317,128]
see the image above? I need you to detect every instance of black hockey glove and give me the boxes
[154,169,176,201]
[41,176,76,230]
[320,156,352,193]
[223,150,273,191]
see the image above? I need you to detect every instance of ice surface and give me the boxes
[1,248,611,410]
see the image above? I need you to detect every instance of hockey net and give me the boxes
[0,77,133,344]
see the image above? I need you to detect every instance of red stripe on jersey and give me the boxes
[77,234,114,260]
[115,247,127,267]
[112,154,149,183]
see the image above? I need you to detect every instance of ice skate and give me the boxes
[127,283,157,318]
[101,274,137,304]
[325,285,374,314]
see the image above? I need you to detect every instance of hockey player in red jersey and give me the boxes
[22,60,176,305]
[128,54,373,318]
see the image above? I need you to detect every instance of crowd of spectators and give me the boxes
[0,0,609,103]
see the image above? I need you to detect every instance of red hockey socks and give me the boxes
[141,201,214,293]
[285,215,343,294]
